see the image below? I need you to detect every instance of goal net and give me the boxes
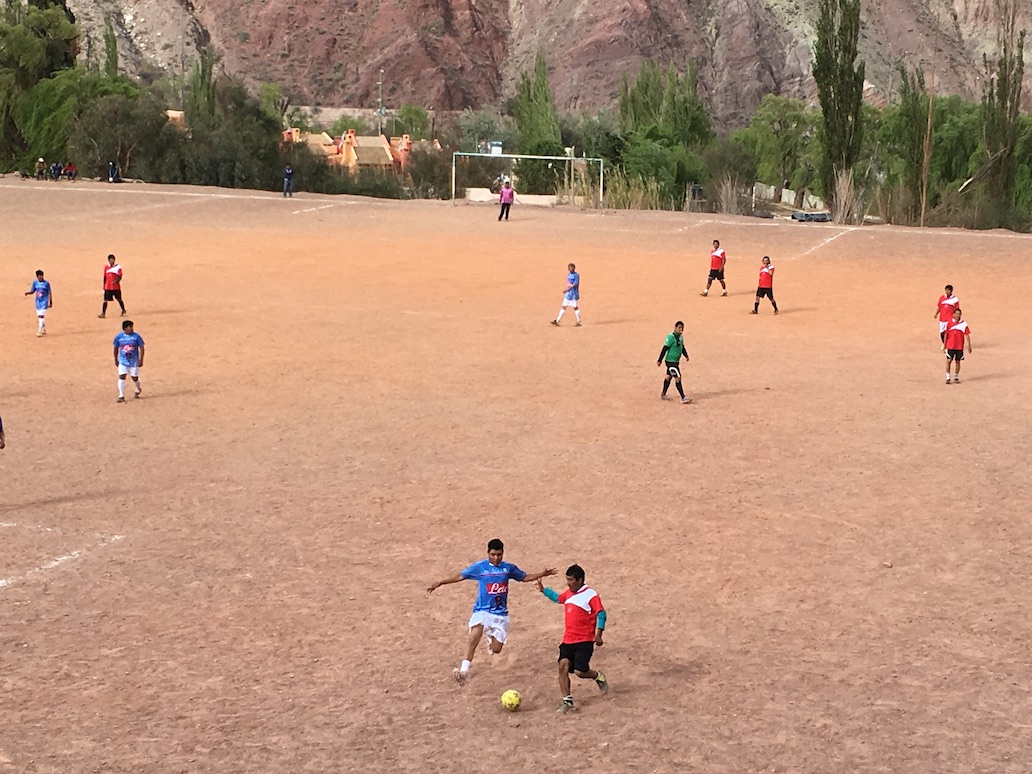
[451,152,604,208]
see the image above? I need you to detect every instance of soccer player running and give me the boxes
[701,239,728,297]
[934,285,960,343]
[550,263,581,326]
[24,269,52,336]
[427,538,556,685]
[536,564,609,714]
[941,307,972,384]
[99,254,127,318]
[750,256,778,314]
[113,320,145,402]
[657,321,692,404]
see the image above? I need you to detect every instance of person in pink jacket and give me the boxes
[498,180,515,221]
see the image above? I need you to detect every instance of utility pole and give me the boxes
[377,68,385,135]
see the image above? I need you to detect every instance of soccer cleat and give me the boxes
[116,396,125,403]
[700,291,708,296]
[953,376,960,383]
[575,322,582,327]
[681,396,693,404]
[749,309,758,314]
[661,394,671,401]
[721,291,728,297]
[596,671,609,695]
[97,314,106,318]
[37,331,43,337]
[773,309,779,315]
[134,390,142,399]
[452,668,469,686]
[556,701,577,714]
[945,377,952,384]
[550,320,559,326]
[119,310,127,316]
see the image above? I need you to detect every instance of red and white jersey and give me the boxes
[710,247,726,270]
[104,263,123,291]
[758,263,774,288]
[944,320,970,350]
[937,294,959,322]
[558,585,605,643]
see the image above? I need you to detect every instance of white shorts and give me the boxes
[118,365,140,377]
[562,297,579,307]
[939,321,948,333]
[468,611,510,644]
[35,307,47,318]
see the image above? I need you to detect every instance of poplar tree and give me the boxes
[981,0,1025,216]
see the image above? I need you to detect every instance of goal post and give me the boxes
[451,152,605,208]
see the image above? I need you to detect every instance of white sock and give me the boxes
[556,308,565,321]
[133,379,141,393]
[38,319,44,331]
[946,372,951,380]
[118,379,126,397]
[574,309,581,322]
[460,659,471,673]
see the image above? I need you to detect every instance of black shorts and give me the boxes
[708,268,725,281]
[664,361,682,378]
[104,289,122,301]
[558,641,594,673]
[756,287,773,298]
[946,349,965,362]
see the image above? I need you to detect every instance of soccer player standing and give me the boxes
[935,285,960,343]
[498,180,514,221]
[536,564,609,714]
[751,256,778,314]
[113,320,145,402]
[427,538,556,685]
[99,254,127,318]
[24,269,52,336]
[941,308,972,384]
[657,321,692,404]
[701,239,728,297]
[551,263,581,326]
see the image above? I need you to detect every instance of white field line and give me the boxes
[0,526,124,591]
[292,204,336,215]
[787,227,859,260]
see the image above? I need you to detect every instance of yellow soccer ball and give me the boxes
[500,689,522,712]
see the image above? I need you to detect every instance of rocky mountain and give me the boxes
[65,0,1031,130]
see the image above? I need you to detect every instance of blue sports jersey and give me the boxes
[31,280,51,310]
[461,559,527,615]
[113,331,145,367]
[565,272,580,301]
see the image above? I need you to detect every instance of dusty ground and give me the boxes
[1,179,1031,773]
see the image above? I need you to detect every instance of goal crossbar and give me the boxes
[451,151,605,207]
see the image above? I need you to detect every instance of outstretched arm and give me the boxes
[427,572,465,593]
[520,567,557,583]
[535,578,560,602]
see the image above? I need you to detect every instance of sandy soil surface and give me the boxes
[2,179,1031,773]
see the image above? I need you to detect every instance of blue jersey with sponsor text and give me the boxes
[113,331,145,367]
[461,559,527,616]
[31,280,51,310]
[564,272,580,301]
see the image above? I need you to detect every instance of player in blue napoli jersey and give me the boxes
[550,263,582,326]
[112,319,146,403]
[428,538,556,685]
[23,269,52,336]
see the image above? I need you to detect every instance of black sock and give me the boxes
[753,302,759,312]
[676,381,685,398]
[662,377,671,396]
[772,301,778,311]
[101,302,107,315]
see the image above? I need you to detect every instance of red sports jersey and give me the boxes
[938,294,959,322]
[758,264,774,288]
[710,248,726,271]
[104,263,122,291]
[558,585,605,643]
[944,320,970,350]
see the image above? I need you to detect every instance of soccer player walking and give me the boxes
[427,539,555,685]
[657,321,692,404]
[498,180,514,221]
[98,254,127,318]
[24,269,52,336]
[550,263,581,326]
[113,320,145,402]
[751,256,778,314]
[934,285,960,343]
[536,564,609,714]
[941,308,972,384]
[701,239,728,297]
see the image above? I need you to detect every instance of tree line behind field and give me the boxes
[2,0,1028,230]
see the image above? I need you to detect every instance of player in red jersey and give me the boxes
[941,308,972,384]
[750,256,778,314]
[934,285,959,343]
[98,254,126,318]
[701,239,727,297]
[537,564,609,714]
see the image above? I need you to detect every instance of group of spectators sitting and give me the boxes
[34,158,78,181]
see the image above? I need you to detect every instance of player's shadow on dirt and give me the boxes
[649,657,707,681]
[591,318,638,326]
[694,387,754,399]
[0,488,124,513]
[770,306,816,315]
[958,373,1008,383]
[142,388,204,400]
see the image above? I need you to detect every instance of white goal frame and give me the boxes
[451,152,605,208]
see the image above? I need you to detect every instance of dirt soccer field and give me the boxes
[1,179,1031,773]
